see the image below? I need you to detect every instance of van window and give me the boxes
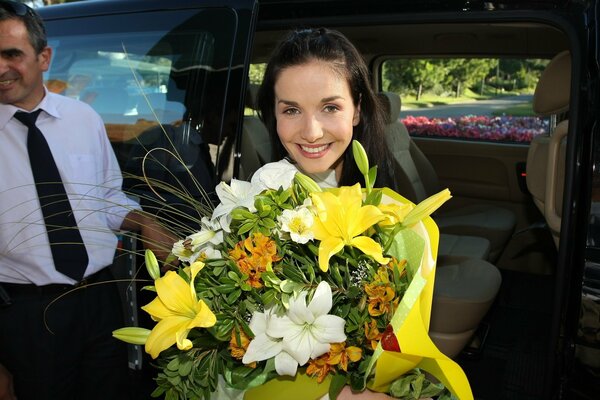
[44,7,250,231]
[381,57,550,143]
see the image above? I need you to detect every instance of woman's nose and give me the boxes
[301,115,324,142]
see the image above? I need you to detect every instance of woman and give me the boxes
[254,27,402,400]
[256,27,399,190]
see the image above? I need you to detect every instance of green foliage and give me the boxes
[387,369,455,399]
[382,57,549,100]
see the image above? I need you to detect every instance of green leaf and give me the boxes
[167,375,181,386]
[167,357,180,371]
[212,265,225,276]
[281,262,306,282]
[179,360,193,377]
[365,188,383,206]
[237,222,254,235]
[226,289,242,304]
[367,166,378,187]
[346,285,361,299]
[231,208,255,220]
[330,263,344,286]
[261,289,278,307]
[329,373,347,399]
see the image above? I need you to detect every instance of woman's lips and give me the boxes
[298,143,330,157]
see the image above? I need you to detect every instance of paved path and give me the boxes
[399,94,533,118]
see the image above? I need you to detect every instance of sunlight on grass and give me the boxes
[491,102,535,117]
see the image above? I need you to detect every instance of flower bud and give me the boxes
[295,172,322,193]
[352,140,370,176]
[112,327,151,345]
[403,188,452,227]
[145,249,160,280]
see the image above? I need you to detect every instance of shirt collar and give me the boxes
[0,87,61,129]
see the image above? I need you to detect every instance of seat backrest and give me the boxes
[380,91,440,202]
[239,83,273,180]
[528,50,571,246]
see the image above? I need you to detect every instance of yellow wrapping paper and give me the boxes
[246,188,473,400]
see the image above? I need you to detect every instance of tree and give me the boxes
[383,59,445,100]
[440,58,495,97]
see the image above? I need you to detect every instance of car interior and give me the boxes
[38,1,600,398]
[244,18,571,399]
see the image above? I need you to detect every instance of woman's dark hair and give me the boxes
[257,27,398,188]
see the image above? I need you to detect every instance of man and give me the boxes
[0,2,175,399]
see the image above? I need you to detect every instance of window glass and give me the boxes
[381,58,550,143]
[44,8,246,231]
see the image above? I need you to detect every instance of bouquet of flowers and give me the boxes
[114,141,473,400]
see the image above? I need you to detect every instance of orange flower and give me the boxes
[307,354,332,383]
[326,342,362,372]
[229,233,282,288]
[364,319,382,350]
[364,267,397,317]
[387,257,407,274]
[229,330,256,368]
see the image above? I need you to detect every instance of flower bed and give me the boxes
[401,115,549,143]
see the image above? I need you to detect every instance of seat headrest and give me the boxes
[533,51,571,116]
[378,91,402,123]
[245,83,260,110]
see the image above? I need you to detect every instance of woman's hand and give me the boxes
[333,386,433,399]
[335,387,392,399]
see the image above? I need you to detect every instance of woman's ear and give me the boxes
[353,102,361,126]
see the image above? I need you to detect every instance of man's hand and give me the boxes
[121,210,179,263]
[0,364,16,400]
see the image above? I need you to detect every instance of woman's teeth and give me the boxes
[300,144,328,153]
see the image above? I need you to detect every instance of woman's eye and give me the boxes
[282,108,300,115]
[323,104,339,113]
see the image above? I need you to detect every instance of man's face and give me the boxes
[0,18,50,110]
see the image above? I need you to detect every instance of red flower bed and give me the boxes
[401,115,548,143]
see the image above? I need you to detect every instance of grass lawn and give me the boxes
[400,87,535,116]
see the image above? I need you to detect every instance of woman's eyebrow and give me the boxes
[321,96,344,103]
[277,99,299,106]
[277,96,345,106]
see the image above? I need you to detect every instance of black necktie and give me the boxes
[14,110,89,281]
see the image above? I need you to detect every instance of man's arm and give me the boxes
[0,364,16,400]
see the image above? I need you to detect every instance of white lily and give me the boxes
[251,161,298,192]
[171,224,224,263]
[268,281,346,368]
[212,179,262,230]
[171,239,194,263]
[242,308,299,376]
[278,206,314,244]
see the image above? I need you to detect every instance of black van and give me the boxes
[37,0,600,399]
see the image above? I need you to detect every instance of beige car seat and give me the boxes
[380,91,516,262]
[239,83,274,180]
[378,92,502,357]
[527,50,571,247]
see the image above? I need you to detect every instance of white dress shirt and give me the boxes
[0,89,140,285]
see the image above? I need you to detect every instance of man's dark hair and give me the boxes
[0,1,47,54]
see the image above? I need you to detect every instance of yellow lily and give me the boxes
[310,184,389,272]
[141,262,217,359]
[402,188,452,227]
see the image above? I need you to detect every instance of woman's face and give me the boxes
[274,59,360,178]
